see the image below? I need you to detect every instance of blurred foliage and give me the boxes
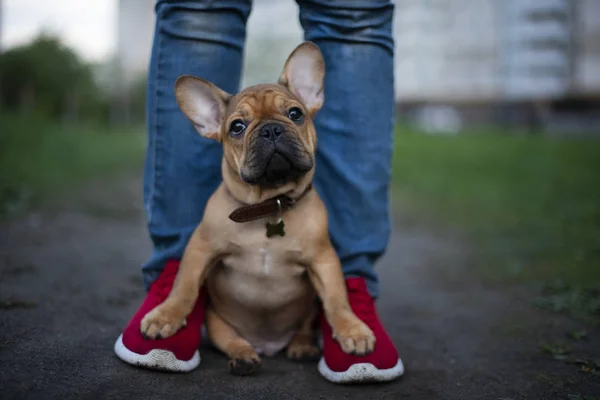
[0,114,145,220]
[0,33,147,125]
[0,34,148,219]
[0,33,152,222]
[128,74,148,125]
[392,126,600,287]
[534,281,600,325]
[0,34,103,121]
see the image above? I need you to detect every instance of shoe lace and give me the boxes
[348,284,378,324]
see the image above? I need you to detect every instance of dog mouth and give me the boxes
[242,148,313,187]
[263,152,294,183]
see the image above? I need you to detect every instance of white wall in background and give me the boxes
[115,0,600,101]
[117,0,154,82]
[393,0,581,102]
[573,0,600,94]
[115,0,303,87]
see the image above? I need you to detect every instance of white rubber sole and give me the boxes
[318,357,405,384]
[113,334,200,373]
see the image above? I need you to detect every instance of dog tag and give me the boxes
[266,220,285,238]
[266,198,285,238]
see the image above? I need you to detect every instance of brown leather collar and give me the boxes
[228,184,313,223]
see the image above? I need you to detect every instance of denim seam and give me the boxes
[147,19,164,226]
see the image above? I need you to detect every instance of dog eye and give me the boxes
[229,120,246,136]
[288,107,304,123]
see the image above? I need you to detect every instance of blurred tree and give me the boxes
[128,74,147,123]
[0,33,107,123]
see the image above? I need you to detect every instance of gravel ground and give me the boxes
[1,176,598,400]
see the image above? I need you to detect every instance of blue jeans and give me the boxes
[142,0,395,298]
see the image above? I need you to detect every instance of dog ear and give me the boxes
[175,76,232,141]
[279,41,325,115]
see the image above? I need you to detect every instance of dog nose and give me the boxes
[259,123,284,142]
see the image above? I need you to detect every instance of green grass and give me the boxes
[0,114,145,218]
[391,126,600,287]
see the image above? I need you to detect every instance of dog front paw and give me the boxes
[333,319,375,356]
[140,305,187,339]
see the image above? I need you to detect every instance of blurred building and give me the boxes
[116,0,155,84]
[114,0,600,133]
[394,0,600,133]
[115,0,302,87]
[0,0,3,51]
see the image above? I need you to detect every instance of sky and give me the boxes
[1,0,117,62]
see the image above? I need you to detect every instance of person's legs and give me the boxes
[114,0,251,372]
[297,0,395,299]
[296,0,403,383]
[143,0,252,288]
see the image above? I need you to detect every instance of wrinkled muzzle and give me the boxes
[241,122,314,187]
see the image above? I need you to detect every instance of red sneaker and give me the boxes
[113,259,206,372]
[318,277,405,384]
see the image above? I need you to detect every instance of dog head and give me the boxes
[175,42,324,201]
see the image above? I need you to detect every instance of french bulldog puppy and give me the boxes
[140,42,375,375]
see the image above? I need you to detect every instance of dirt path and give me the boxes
[1,176,598,399]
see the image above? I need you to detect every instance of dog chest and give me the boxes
[213,241,310,308]
[222,244,307,281]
